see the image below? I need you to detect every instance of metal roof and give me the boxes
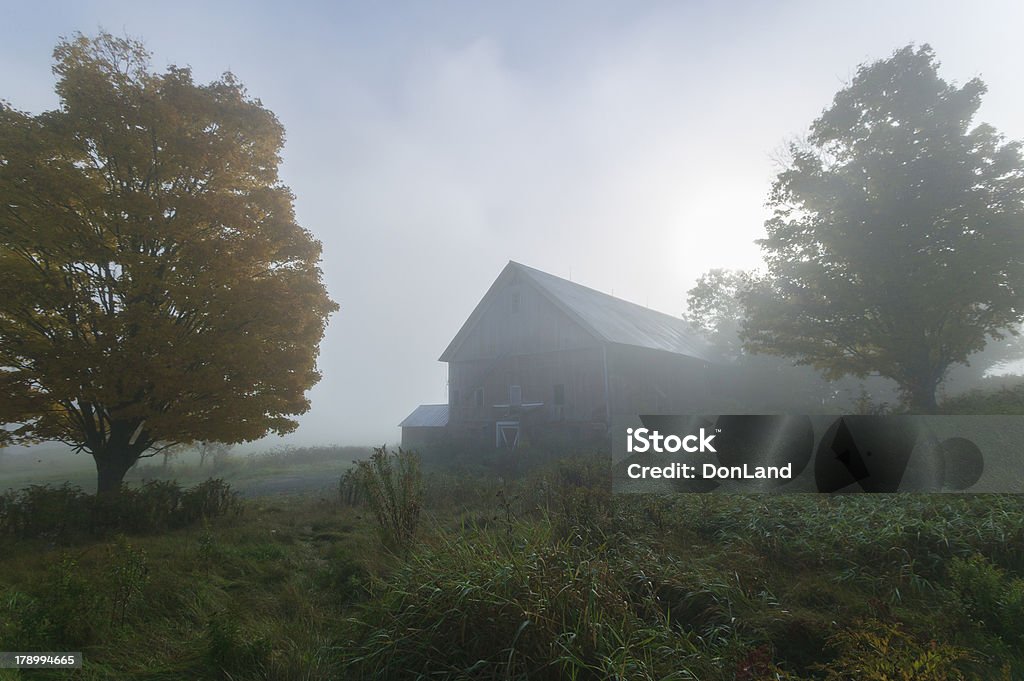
[439,261,716,363]
[398,404,449,428]
[515,262,716,361]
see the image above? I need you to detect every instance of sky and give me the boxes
[3,1,1024,446]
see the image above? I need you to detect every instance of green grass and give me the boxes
[0,445,368,497]
[1,455,1023,679]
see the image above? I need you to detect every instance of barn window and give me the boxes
[475,388,484,406]
[553,384,565,405]
[509,385,522,406]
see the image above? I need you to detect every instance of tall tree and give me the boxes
[0,33,338,492]
[743,44,1024,413]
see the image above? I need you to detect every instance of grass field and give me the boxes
[0,445,369,497]
[1,448,1024,679]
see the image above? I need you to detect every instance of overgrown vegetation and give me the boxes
[343,446,423,550]
[818,619,974,681]
[2,451,1023,679]
[0,478,240,541]
[942,382,1024,415]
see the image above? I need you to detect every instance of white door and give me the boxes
[496,421,520,448]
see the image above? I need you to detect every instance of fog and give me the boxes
[3,1,1024,446]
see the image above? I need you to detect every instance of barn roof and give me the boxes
[398,404,449,428]
[440,261,715,362]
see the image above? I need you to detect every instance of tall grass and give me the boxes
[345,446,423,550]
[1,453,1023,679]
[338,522,708,680]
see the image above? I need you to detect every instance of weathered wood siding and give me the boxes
[606,344,718,417]
[446,273,608,436]
[400,426,448,449]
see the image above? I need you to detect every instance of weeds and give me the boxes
[108,535,149,627]
[346,446,422,550]
[820,619,974,680]
[948,553,1024,643]
[2,451,1024,679]
[197,518,217,574]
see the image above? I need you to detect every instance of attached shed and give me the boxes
[399,404,449,449]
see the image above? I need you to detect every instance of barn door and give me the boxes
[496,420,520,449]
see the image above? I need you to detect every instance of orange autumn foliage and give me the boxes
[0,33,338,492]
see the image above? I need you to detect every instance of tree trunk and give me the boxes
[89,419,152,495]
[93,442,144,495]
[906,372,941,414]
[94,453,135,495]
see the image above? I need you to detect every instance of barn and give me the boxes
[400,261,722,449]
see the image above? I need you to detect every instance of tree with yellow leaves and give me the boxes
[0,33,338,493]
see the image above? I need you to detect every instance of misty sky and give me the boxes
[3,1,1024,446]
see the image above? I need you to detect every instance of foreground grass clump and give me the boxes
[341,446,423,549]
[338,523,707,681]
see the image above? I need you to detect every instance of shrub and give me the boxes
[0,479,240,541]
[347,446,422,550]
[179,478,242,525]
[0,484,90,539]
[819,619,973,680]
[948,554,1024,643]
[941,383,1024,415]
